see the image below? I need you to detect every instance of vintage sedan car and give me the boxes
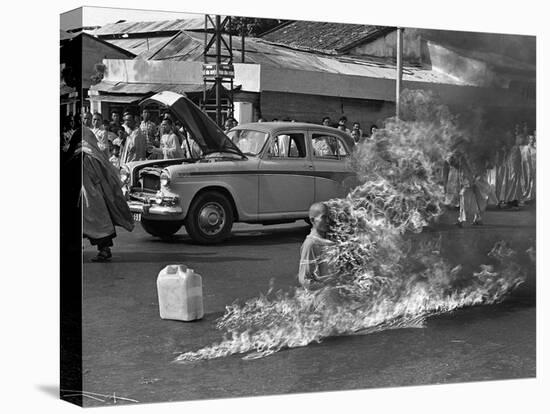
[123,91,358,244]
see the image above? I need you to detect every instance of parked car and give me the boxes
[123,91,358,244]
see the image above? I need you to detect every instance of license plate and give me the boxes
[133,213,141,222]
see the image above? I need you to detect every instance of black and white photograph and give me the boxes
[59,1,539,408]
[5,0,548,413]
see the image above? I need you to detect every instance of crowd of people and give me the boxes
[319,116,377,143]
[62,109,203,170]
[62,110,379,169]
[443,124,536,227]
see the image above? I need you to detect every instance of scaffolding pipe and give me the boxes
[396,27,403,119]
[215,15,222,126]
[241,23,245,63]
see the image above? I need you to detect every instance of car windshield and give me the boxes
[226,129,269,156]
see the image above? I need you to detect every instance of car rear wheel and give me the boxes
[141,218,183,239]
[185,191,234,244]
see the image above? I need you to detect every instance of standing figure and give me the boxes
[120,111,147,165]
[494,145,508,205]
[503,134,524,207]
[62,116,76,152]
[369,124,378,138]
[522,134,536,202]
[351,129,361,143]
[150,118,184,159]
[179,126,202,159]
[140,108,159,156]
[90,112,109,155]
[81,111,92,128]
[454,153,489,227]
[224,117,237,134]
[109,110,123,135]
[483,158,499,207]
[443,153,460,208]
[352,122,363,137]
[102,120,118,149]
[66,127,134,261]
[337,116,350,134]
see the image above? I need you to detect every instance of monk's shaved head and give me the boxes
[309,202,328,220]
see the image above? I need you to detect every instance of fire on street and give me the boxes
[80,206,535,406]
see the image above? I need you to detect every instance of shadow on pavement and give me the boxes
[84,252,271,264]
[141,225,311,247]
[224,227,310,246]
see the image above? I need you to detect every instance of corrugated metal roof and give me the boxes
[260,21,391,54]
[138,31,203,61]
[105,37,175,55]
[91,17,206,36]
[138,31,473,86]
[92,81,210,95]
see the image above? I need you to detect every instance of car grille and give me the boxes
[141,173,160,191]
[136,168,161,192]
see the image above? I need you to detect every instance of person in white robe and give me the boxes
[453,153,491,227]
[150,118,185,159]
[521,135,536,202]
[503,134,524,206]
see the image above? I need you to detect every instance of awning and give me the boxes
[88,94,143,103]
[91,81,212,95]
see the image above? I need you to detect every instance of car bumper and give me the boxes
[128,200,183,216]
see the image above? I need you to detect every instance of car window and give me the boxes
[312,134,349,159]
[268,133,306,158]
[226,129,269,156]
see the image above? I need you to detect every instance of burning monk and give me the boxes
[298,203,344,310]
[298,202,337,289]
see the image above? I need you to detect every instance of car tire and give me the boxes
[185,191,234,244]
[141,218,183,239]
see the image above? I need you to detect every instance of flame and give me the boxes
[174,90,529,363]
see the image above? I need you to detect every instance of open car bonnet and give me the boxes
[140,91,244,157]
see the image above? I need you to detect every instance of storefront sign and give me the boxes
[202,63,235,80]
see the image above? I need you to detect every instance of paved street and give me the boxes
[80,205,536,407]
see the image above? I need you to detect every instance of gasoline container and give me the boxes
[157,265,204,321]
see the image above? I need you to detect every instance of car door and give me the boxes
[258,131,315,215]
[309,131,355,202]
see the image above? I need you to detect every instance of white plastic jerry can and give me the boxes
[157,265,204,321]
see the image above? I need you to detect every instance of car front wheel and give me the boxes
[185,191,234,244]
[141,218,183,239]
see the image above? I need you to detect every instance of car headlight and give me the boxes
[160,171,170,187]
[120,166,130,184]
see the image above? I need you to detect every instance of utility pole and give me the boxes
[202,15,234,127]
[241,21,246,63]
[396,27,404,120]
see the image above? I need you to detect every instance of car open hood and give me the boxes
[140,91,244,157]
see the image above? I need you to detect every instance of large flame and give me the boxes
[174,90,529,363]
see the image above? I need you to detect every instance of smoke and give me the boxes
[173,90,528,363]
